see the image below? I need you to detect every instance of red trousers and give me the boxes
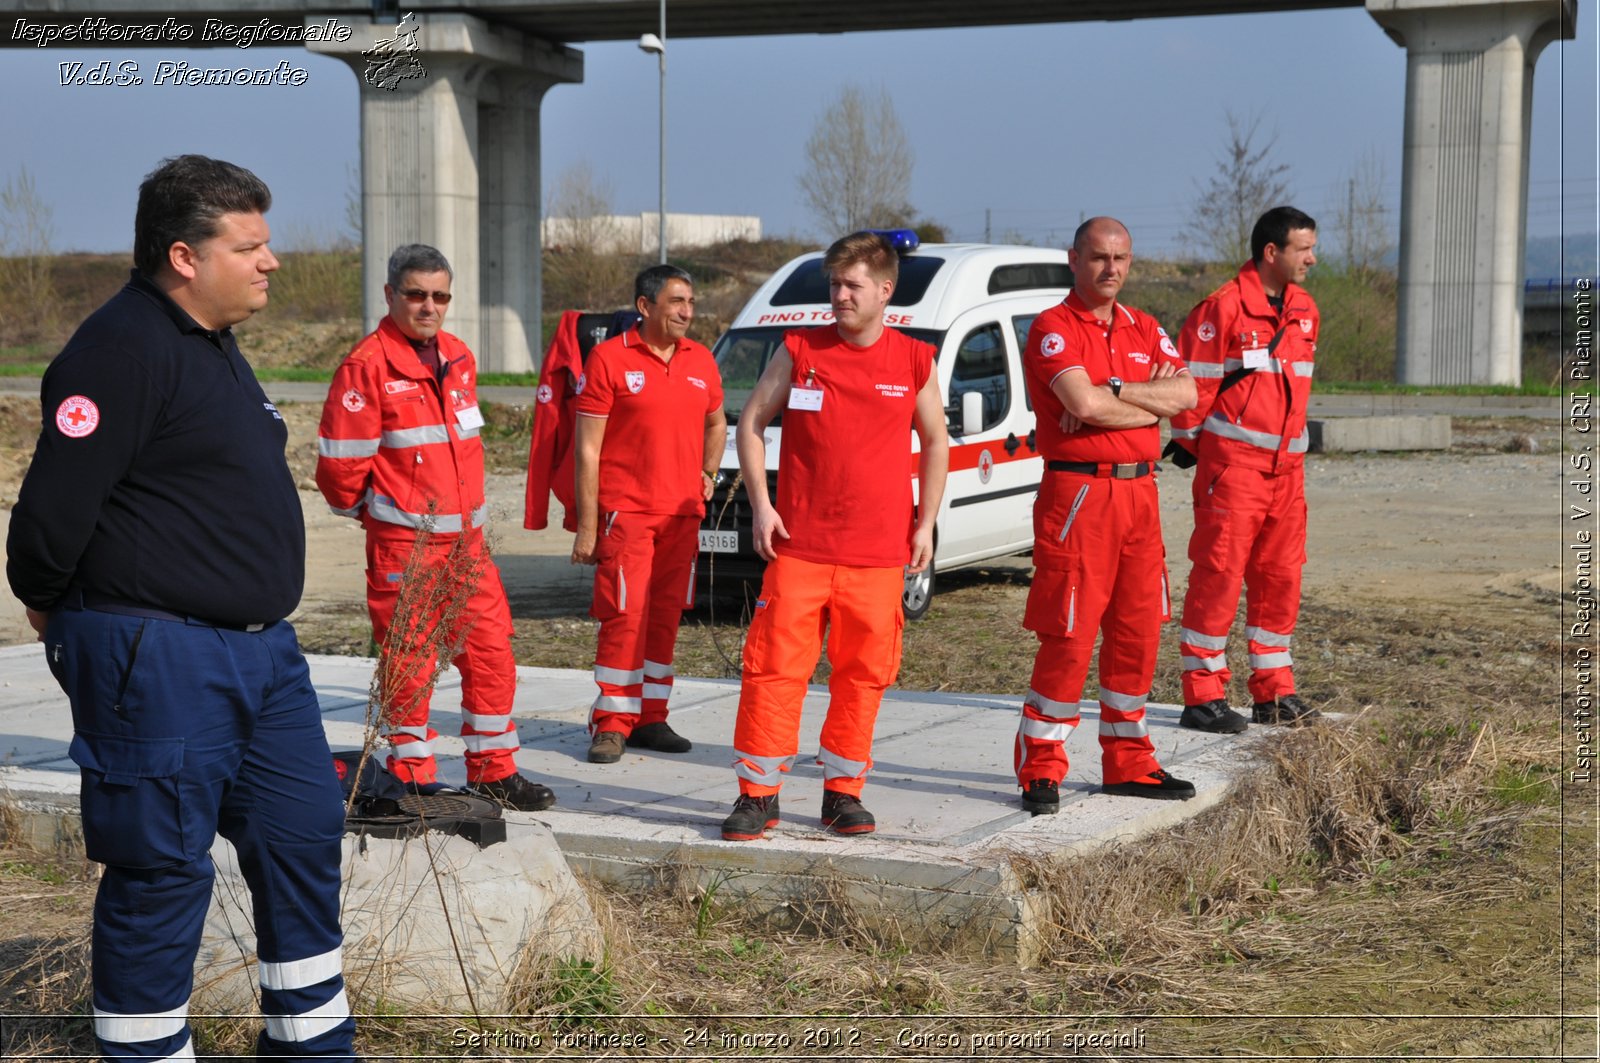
[732,554,905,799]
[1179,462,1306,705]
[589,510,699,735]
[366,528,520,784]
[1017,471,1169,788]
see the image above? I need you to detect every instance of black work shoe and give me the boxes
[587,730,626,763]
[468,772,557,811]
[1180,699,1249,735]
[1102,768,1196,801]
[819,790,876,834]
[626,721,693,753]
[1021,779,1060,816]
[1252,694,1321,726]
[721,793,779,841]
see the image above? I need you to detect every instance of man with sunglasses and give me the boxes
[316,244,556,810]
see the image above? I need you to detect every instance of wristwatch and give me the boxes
[1108,376,1124,398]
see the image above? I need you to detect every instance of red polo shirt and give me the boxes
[1023,292,1186,464]
[577,329,723,516]
[774,324,935,568]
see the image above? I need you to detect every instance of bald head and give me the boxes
[1072,216,1131,254]
[1068,216,1133,313]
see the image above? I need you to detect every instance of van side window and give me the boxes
[949,323,1009,432]
[1011,314,1039,411]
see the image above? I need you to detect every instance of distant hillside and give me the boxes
[1526,232,1598,279]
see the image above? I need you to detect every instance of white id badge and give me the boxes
[455,404,486,431]
[1242,347,1270,370]
[788,386,824,412]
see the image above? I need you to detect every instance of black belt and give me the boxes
[1046,460,1157,479]
[64,588,269,633]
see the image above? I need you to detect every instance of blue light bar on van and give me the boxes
[867,228,920,254]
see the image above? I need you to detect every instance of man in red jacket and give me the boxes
[1014,217,1198,815]
[571,265,726,764]
[316,244,555,809]
[722,231,949,840]
[1168,207,1321,733]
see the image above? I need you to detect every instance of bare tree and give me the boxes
[1182,111,1292,264]
[542,160,635,312]
[798,85,915,235]
[1331,148,1395,276]
[0,165,59,344]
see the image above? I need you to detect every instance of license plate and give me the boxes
[699,529,739,554]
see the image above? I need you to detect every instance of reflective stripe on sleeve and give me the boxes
[1292,361,1314,377]
[1287,429,1310,454]
[1169,424,1201,441]
[259,947,343,991]
[318,437,380,458]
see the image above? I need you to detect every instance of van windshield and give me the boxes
[713,326,945,422]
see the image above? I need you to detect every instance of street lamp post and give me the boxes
[638,1,666,264]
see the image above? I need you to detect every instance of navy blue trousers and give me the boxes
[46,605,355,1062]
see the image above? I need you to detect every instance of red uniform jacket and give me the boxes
[524,310,585,531]
[316,317,488,535]
[1169,261,1318,474]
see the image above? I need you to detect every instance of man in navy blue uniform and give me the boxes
[7,156,356,1062]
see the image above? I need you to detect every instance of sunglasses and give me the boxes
[398,288,452,305]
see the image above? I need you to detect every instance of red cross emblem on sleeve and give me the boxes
[55,395,100,438]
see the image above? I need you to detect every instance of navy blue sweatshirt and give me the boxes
[7,271,305,625]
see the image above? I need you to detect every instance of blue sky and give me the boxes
[1,6,1593,258]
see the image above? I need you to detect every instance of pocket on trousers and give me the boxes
[69,731,192,869]
[741,593,779,671]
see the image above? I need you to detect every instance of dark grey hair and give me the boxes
[386,244,454,288]
[634,263,694,304]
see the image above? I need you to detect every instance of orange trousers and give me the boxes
[589,510,699,736]
[732,554,905,798]
[366,528,520,785]
[1179,462,1306,705]
[1017,471,1168,788]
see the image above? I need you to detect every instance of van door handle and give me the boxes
[1025,428,1037,452]
[1004,433,1020,456]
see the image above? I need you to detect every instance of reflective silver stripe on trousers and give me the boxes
[317,437,380,458]
[1024,688,1081,720]
[1250,651,1294,670]
[264,988,351,1043]
[1182,627,1228,650]
[391,725,431,740]
[816,745,869,781]
[381,424,450,448]
[592,694,642,715]
[1099,688,1148,714]
[733,750,791,787]
[95,1003,188,1044]
[388,739,434,758]
[1058,483,1090,542]
[595,664,644,686]
[1181,654,1228,672]
[461,710,513,732]
[617,567,627,612]
[1020,717,1075,743]
[259,946,343,991]
[1245,626,1292,647]
[1100,719,1150,738]
[643,659,674,679]
[462,729,521,753]
[643,683,673,700]
[1203,412,1280,449]
[685,559,697,605]
[1187,361,1225,378]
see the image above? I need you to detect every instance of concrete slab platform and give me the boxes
[1308,414,1452,452]
[0,644,1286,965]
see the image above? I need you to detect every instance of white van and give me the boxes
[698,237,1073,618]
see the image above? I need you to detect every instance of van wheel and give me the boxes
[902,558,935,621]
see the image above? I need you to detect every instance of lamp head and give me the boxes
[637,32,664,54]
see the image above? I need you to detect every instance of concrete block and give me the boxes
[196,823,602,1014]
[1307,415,1452,452]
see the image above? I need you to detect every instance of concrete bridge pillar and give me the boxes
[1367,0,1576,386]
[310,15,582,373]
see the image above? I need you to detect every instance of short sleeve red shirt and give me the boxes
[576,330,724,516]
[1023,292,1187,464]
[774,324,935,568]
